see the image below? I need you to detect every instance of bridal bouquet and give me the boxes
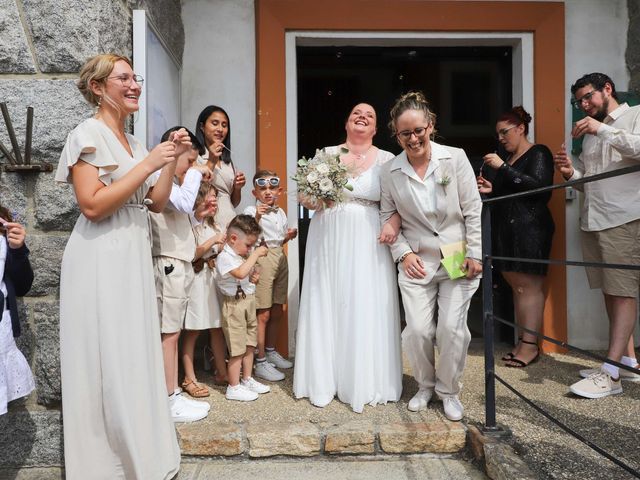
[292,147,353,204]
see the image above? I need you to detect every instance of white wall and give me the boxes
[181,0,256,213]
[180,0,636,349]
[564,0,633,349]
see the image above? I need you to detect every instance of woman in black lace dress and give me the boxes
[477,106,555,367]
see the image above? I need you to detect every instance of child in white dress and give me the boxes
[0,207,35,415]
[181,182,227,396]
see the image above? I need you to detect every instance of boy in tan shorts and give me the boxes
[244,170,297,382]
[151,127,212,422]
[215,214,270,401]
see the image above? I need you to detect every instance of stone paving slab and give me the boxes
[180,455,487,480]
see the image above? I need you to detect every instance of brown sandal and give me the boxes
[181,379,210,398]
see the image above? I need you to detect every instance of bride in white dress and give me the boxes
[293,103,403,413]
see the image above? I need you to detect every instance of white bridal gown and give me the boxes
[293,146,403,413]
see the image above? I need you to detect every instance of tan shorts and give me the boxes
[154,257,194,333]
[221,294,257,357]
[581,219,640,298]
[255,247,288,309]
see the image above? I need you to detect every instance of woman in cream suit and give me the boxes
[380,91,482,421]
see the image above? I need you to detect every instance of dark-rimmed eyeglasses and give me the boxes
[254,177,280,188]
[496,125,517,138]
[108,74,144,87]
[396,126,429,141]
[571,89,598,109]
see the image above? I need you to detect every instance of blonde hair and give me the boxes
[77,54,132,108]
[195,181,219,229]
[388,91,437,139]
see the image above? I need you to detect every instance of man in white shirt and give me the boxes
[554,73,640,399]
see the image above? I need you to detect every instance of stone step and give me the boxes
[176,420,466,458]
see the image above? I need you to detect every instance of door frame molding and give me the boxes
[256,0,566,354]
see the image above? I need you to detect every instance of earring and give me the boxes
[97,96,102,108]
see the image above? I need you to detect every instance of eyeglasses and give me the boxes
[254,177,280,188]
[496,125,517,138]
[571,89,598,109]
[396,126,430,141]
[108,74,144,87]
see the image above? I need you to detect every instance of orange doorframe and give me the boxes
[256,0,566,354]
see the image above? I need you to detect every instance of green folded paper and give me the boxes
[440,250,467,279]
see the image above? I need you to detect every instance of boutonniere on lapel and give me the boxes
[436,160,452,186]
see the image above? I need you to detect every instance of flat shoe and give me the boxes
[182,379,210,398]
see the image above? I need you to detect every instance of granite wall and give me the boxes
[0,0,183,468]
[628,0,640,93]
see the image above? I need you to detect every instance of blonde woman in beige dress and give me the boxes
[56,54,190,479]
[195,105,246,229]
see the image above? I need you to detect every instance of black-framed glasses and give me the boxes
[254,177,280,188]
[108,74,144,87]
[496,125,517,138]
[571,89,598,109]
[396,126,429,141]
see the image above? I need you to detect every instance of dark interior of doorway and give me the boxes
[296,45,515,341]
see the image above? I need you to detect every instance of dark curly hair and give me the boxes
[571,73,618,100]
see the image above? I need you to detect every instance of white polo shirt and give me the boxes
[569,103,640,231]
[215,244,255,296]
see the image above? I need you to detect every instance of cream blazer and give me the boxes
[380,141,482,278]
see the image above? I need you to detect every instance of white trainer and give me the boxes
[408,388,432,412]
[225,384,259,402]
[579,364,640,383]
[170,394,208,423]
[442,396,464,421]
[241,376,271,394]
[176,390,210,412]
[254,360,285,381]
[265,350,293,369]
[570,370,623,399]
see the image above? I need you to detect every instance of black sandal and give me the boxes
[501,337,522,361]
[505,340,540,368]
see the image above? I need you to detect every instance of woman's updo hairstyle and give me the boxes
[388,91,437,139]
[498,106,532,136]
[77,54,132,107]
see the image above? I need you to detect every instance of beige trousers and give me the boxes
[399,265,479,398]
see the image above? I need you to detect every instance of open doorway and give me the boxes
[296,44,514,339]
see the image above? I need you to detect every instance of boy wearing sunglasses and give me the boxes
[244,170,298,382]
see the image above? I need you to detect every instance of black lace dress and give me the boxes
[486,144,555,275]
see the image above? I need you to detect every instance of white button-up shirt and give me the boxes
[244,203,287,247]
[215,244,256,296]
[569,103,640,231]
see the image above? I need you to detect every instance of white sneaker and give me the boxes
[408,388,432,412]
[266,350,293,369]
[442,396,464,421]
[579,364,640,383]
[225,384,259,402]
[570,370,623,399]
[254,360,285,381]
[175,390,210,412]
[241,376,271,394]
[170,394,208,423]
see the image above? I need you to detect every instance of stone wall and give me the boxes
[628,0,640,93]
[0,0,183,468]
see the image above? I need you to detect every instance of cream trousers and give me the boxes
[399,265,479,398]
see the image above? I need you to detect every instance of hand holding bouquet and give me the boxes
[292,148,353,209]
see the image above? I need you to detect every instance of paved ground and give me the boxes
[5,341,639,479]
[177,455,487,480]
[464,342,640,480]
[179,339,640,479]
[1,455,486,480]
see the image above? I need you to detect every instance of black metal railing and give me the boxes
[482,162,640,478]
